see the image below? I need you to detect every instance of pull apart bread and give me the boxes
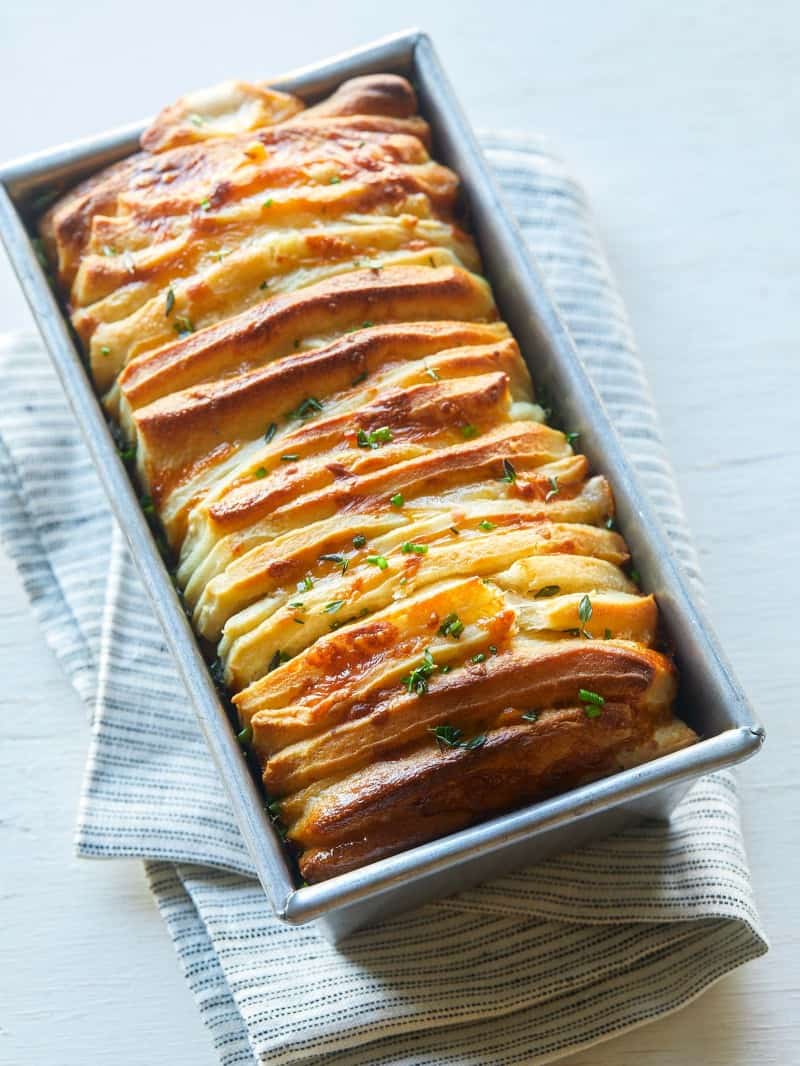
[40,74,697,882]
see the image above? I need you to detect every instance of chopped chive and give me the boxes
[605,516,616,530]
[630,567,642,586]
[300,575,314,592]
[471,652,486,664]
[501,459,517,483]
[357,426,393,449]
[366,555,388,570]
[264,422,277,444]
[425,364,440,381]
[401,541,428,555]
[478,520,496,532]
[579,688,605,707]
[604,628,613,639]
[521,711,538,722]
[449,526,460,536]
[140,494,155,516]
[461,424,479,440]
[288,601,304,609]
[254,466,267,479]
[165,287,175,316]
[545,475,560,501]
[280,453,299,462]
[319,552,348,574]
[288,396,323,420]
[352,534,367,549]
[438,613,464,638]
[578,594,593,626]
[329,175,342,184]
[352,371,368,386]
[324,600,345,613]
[199,198,211,211]
[429,724,486,751]
[173,315,194,336]
[268,649,290,672]
[390,493,405,508]
[263,198,274,208]
[237,725,253,746]
[565,431,580,447]
[402,648,437,695]
[535,585,561,598]
[100,345,111,358]
[584,705,603,719]
[259,280,269,290]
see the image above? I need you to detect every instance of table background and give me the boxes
[1,2,797,1063]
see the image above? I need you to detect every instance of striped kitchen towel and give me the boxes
[0,133,767,1065]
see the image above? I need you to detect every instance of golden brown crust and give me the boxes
[39,72,696,884]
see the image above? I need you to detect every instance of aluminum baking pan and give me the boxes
[0,29,764,941]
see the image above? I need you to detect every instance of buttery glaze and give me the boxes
[41,73,697,882]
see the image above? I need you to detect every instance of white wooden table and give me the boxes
[1,3,797,1063]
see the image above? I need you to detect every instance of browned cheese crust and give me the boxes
[40,73,697,883]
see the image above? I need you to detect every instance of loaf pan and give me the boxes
[0,29,764,941]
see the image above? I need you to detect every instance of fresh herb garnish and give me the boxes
[209,658,226,686]
[366,555,388,570]
[565,431,580,447]
[438,613,464,638]
[280,453,299,462]
[585,705,603,719]
[357,426,393,449]
[471,652,486,664]
[401,649,437,695]
[390,493,404,508]
[545,475,560,501]
[199,198,211,211]
[461,424,479,439]
[140,494,155,516]
[604,628,613,639]
[324,600,345,613]
[165,288,175,316]
[189,113,206,127]
[319,553,348,574]
[578,594,593,637]
[425,365,440,381]
[267,649,290,672]
[263,198,273,208]
[288,601,304,609]
[501,459,517,483]
[630,568,641,586]
[521,711,539,722]
[254,466,267,479]
[300,575,314,592]
[478,520,496,532]
[535,585,561,598]
[237,724,253,746]
[259,280,269,290]
[449,526,460,536]
[401,541,428,555]
[605,516,616,531]
[352,371,368,386]
[173,315,194,336]
[352,534,367,549]
[264,423,277,444]
[288,396,323,420]
[579,688,605,708]
[100,345,111,358]
[329,175,342,184]
[429,725,487,751]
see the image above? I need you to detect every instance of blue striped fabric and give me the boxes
[0,134,766,1064]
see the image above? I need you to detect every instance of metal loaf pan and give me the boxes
[0,29,764,941]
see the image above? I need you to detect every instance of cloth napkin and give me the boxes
[0,133,767,1065]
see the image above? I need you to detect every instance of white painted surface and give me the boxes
[0,2,797,1063]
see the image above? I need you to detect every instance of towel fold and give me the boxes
[0,133,766,1065]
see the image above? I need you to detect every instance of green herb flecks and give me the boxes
[430,725,487,751]
[478,520,496,532]
[461,424,479,440]
[268,649,291,672]
[578,594,593,638]
[352,534,367,549]
[401,542,428,555]
[500,458,517,483]
[565,431,580,447]
[288,396,323,421]
[173,315,194,336]
[324,600,345,614]
[165,287,175,316]
[319,553,349,575]
[402,649,437,696]
[535,585,560,598]
[264,422,277,444]
[390,493,404,508]
[254,466,267,479]
[545,475,560,502]
[237,724,253,746]
[579,688,605,718]
[438,613,464,639]
[357,426,393,449]
[521,711,539,722]
[366,555,388,570]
